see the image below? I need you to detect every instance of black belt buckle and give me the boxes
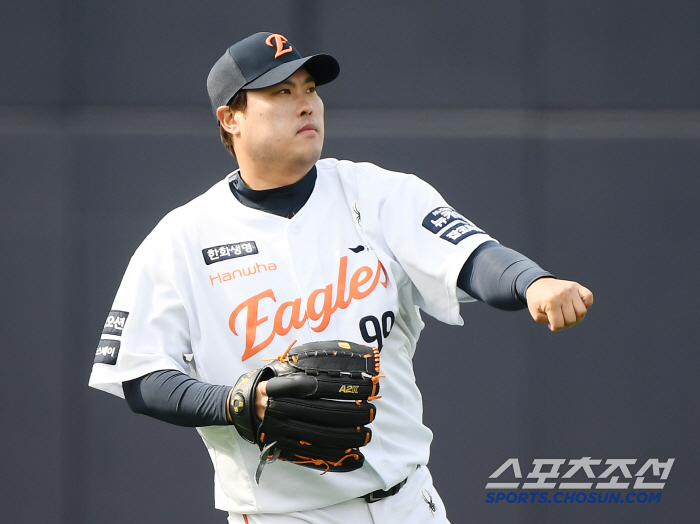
[362,478,408,503]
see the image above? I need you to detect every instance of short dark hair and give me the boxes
[219,90,248,158]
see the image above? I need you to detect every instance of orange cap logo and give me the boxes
[265,33,293,59]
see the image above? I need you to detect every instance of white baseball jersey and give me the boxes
[89,158,495,514]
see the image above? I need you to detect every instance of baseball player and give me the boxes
[89,32,593,523]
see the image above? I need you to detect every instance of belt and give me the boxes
[362,478,408,503]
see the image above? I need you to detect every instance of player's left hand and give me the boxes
[525,277,593,331]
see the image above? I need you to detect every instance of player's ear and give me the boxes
[216,106,240,136]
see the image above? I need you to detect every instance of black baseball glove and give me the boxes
[227,340,381,482]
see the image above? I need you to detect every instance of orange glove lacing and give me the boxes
[293,452,361,474]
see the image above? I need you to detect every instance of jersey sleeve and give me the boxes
[88,230,192,398]
[352,163,495,326]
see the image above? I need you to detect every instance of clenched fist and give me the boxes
[525,277,593,331]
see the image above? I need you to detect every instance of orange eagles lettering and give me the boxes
[265,33,293,59]
[229,256,388,361]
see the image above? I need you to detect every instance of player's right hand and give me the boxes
[255,380,268,420]
[227,340,381,481]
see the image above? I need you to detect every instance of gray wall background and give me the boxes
[1,1,698,523]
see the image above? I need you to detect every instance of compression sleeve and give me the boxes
[457,241,554,311]
[122,370,231,427]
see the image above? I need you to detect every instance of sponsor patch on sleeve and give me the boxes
[102,310,129,335]
[94,339,120,365]
[422,207,483,244]
[202,241,259,265]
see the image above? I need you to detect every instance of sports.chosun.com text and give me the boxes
[486,491,662,504]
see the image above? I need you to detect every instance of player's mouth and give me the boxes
[297,123,318,135]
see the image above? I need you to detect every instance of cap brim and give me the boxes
[243,54,340,91]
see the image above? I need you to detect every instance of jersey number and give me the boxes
[359,311,395,352]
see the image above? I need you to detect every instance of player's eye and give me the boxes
[279,88,291,94]
[307,86,317,93]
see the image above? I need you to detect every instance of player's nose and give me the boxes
[296,96,313,117]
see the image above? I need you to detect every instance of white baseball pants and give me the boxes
[227,465,450,524]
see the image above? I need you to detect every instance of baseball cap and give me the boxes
[207,32,340,117]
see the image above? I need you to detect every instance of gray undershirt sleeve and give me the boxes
[122,370,231,427]
[457,241,554,311]
[122,242,552,426]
